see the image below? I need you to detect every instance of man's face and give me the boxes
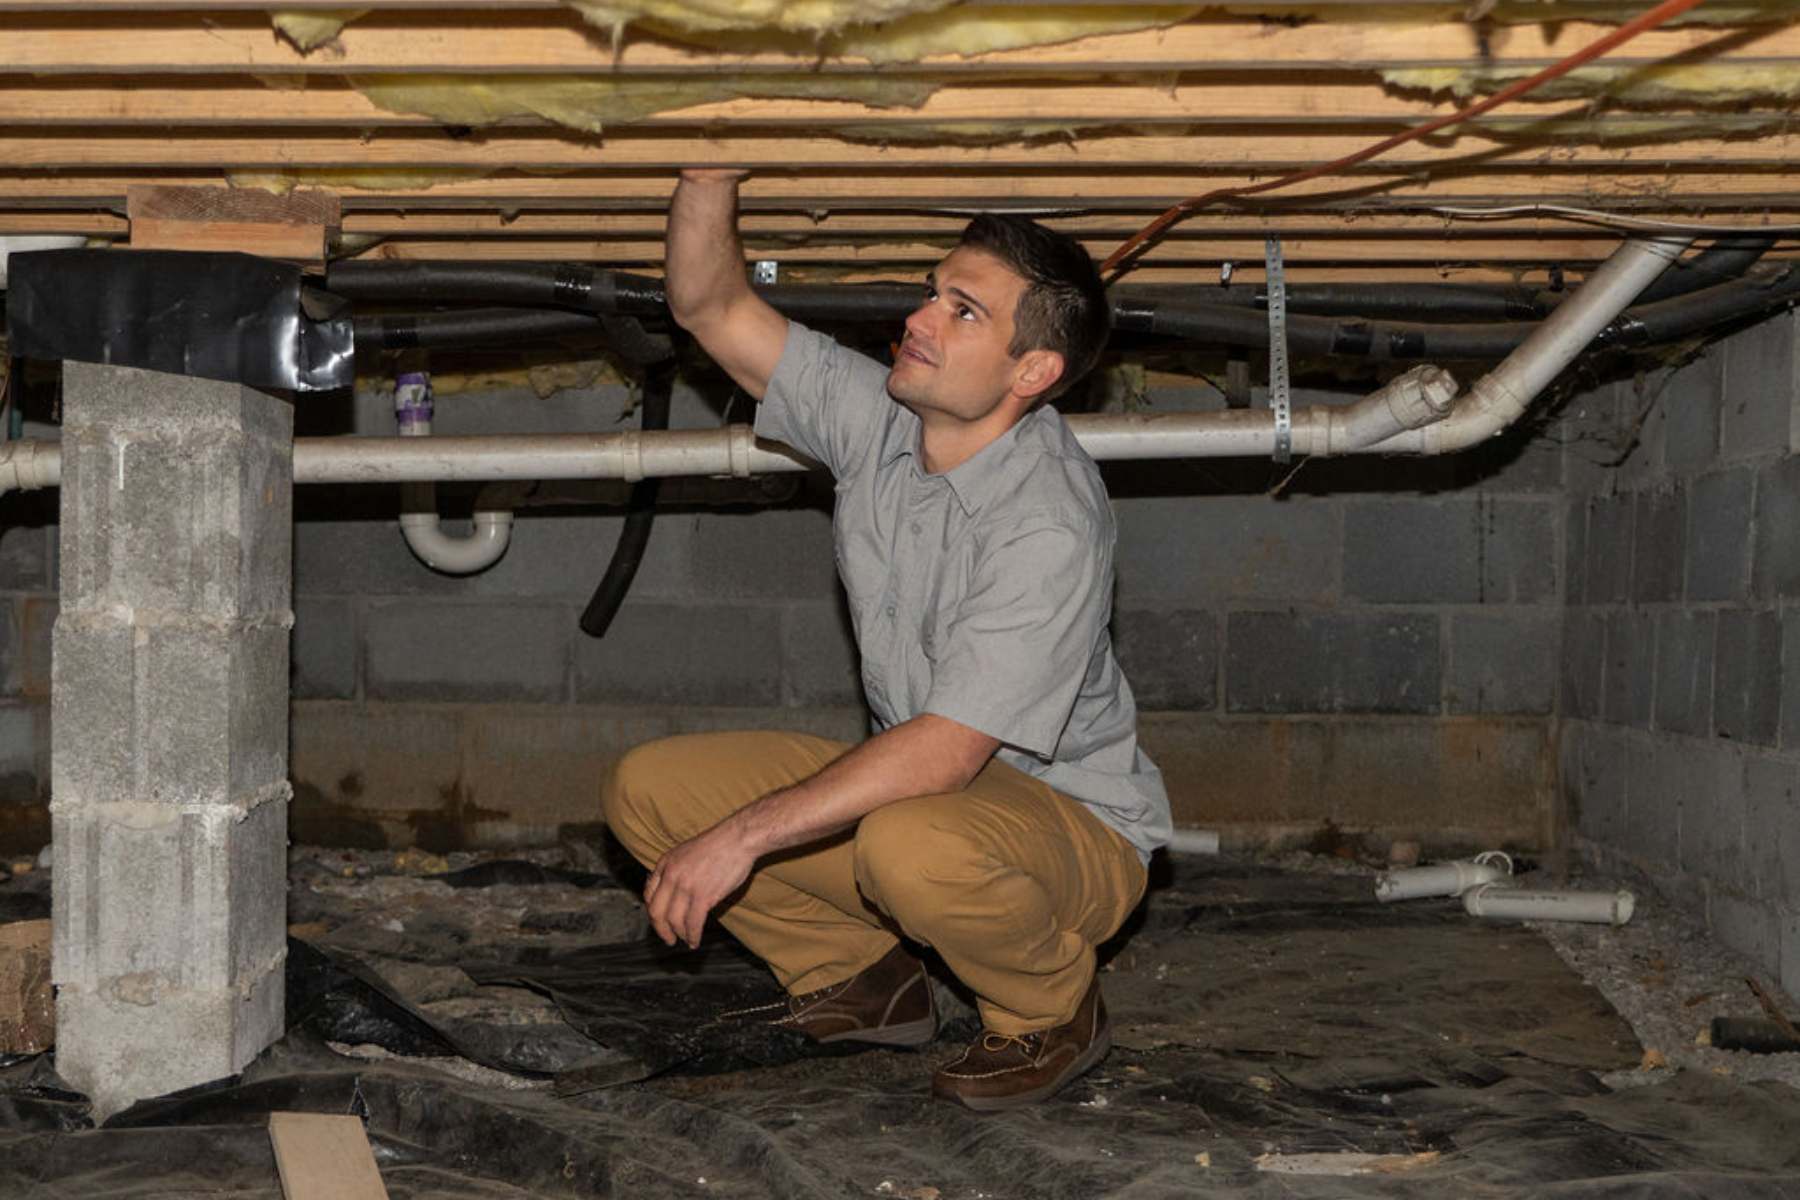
[886,246,1034,423]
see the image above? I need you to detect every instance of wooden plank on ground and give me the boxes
[268,1112,390,1200]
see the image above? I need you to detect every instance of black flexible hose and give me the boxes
[354,307,609,350]
[1632,237,1773,305]
[350,253,1800,362]
[579,361,674,639]
[329,261,668,315]
[1116,263,1800,360]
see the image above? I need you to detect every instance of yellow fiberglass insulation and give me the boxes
[271,8,370,51]
[229,167,497,194]
[350,74,941,134]
[639,5,1202,65]
[1385,63,1800,107]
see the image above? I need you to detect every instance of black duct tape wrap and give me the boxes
[5,249,354,392]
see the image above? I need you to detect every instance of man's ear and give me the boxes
[1012,348,1066,403]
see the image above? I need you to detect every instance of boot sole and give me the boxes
[816,1013,939,1048]
[939,1017,1113,1112]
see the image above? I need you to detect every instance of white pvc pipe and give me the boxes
[393,378,515,575]
[1462,884,1637,926]
[1369,236,1692,456]
[1375,856,1511,902]
[1165,828,1220,855]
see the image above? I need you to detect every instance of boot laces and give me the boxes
[981,1030,1044,1058]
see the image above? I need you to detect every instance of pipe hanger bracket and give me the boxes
[1265,235,1292,464]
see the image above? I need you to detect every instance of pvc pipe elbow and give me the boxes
[400,509,514,574]
[1374,856,1511,902]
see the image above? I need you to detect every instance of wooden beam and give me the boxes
[127,184,338,262]
[0,77,1636,129]
[10,127,1800,171]
[5,170,1800,209]
[339,234,1665,263]
[6,208,1783,241]
[3,13,1796,76]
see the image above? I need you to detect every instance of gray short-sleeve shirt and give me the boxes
[755,321,1171,861]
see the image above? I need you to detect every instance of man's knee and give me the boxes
[600,737,689,858]
[854,802,986,918]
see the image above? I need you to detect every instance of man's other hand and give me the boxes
[643,823,756,949]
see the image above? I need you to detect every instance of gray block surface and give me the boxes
[1713,608,1781,746]
[365,600,570,703]
[1601,610,1655,728]
[1630,486,1685,604]
[1561,610,1607,722]
[1446,612,1557,715]
[1585,493,1635,605]
[574,601,783,707]
[1663,349,1722,472]
[1653,610,1715,737]
[291,596,358,701]
[1113,608,1219,710]
[1225,611,1439,714]
[1114,496,1339,607]
[1343,499,1553,605]
[1752,456,1800,599]
[1687,468,1753,602]
[1720,308,1796,462]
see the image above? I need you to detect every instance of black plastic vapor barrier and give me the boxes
[579,361,674,639]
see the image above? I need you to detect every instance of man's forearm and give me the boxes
[667,172,750,332]
[726,715,999,856]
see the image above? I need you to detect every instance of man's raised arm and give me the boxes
[666,169,790,400]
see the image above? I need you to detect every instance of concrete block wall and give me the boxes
[273,374,1567,853]
[6,364,1564,857]
[1560,312,1800,998]
[1110,387,1561,849]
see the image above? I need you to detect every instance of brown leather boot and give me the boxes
[724,942,938,1047]
[930,978,1111,1111]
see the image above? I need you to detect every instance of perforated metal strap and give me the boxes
[1265,235,1292,464]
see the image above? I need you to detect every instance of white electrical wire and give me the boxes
[1427,203,1800,236]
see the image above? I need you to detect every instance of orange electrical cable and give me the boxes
[1099,0,1713,277]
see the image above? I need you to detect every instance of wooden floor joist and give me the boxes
[0,5,1796,276]
[3,14,1796,75]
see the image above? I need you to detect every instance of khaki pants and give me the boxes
[601,730,1147,1036]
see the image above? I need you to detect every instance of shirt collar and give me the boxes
[939,408,1044,516]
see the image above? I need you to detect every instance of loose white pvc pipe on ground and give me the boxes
[1165,828,1221,855]
[1462,884,1637,925]
[1374,857,1512,902]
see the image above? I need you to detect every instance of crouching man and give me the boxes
[602,169,1171,1111]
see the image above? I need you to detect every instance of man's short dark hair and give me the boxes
[958,213,1111,403]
